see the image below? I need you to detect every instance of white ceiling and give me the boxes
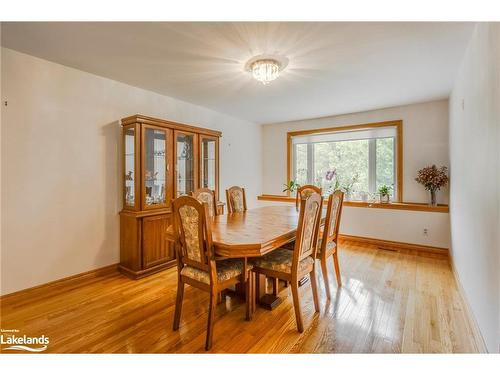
[1,22,475,124]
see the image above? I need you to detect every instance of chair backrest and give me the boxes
[296,185,322,209]
[225,186,247,213]
[319,190,344,253]
[173,196,215,274]
[191,188,217,218]
[292,192,323,270]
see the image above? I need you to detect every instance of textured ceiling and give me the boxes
[1,22,475,124]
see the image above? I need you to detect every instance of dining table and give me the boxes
[166,205,327,309]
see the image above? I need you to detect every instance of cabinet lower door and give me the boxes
[142,215,175,269]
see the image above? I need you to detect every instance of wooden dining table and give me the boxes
[166,205,326,309]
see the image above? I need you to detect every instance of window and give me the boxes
[288,121,402,201]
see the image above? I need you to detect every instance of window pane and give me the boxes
[291,126,396,200]
[294,144,308,186]
[376,137,395,196]
[313,140,369,196]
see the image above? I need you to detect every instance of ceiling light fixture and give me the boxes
[245,55,289,85]
[251,59,280,85]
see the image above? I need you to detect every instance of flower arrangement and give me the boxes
[324,169,340,194]
[341,173,359,193]
[340,173,359,200]
[415,165,449,206]
[325,169,336,182]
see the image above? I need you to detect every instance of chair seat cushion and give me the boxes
[250,248,314,274]
[181,259,252,284]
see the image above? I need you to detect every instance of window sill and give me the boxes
[257,194,449,213]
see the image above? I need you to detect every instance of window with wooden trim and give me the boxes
[288,121,402,202]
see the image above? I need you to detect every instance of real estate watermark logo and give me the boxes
[0,329,49,352]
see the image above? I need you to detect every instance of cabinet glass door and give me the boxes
[200,136,218,195]
[143,127,168,208]
[175,132,196,197]
[124,126,137,208]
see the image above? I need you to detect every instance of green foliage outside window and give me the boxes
[293,136,395,200]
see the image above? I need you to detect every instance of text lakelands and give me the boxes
[0,334,49,345]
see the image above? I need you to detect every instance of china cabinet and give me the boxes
[119,115,222,279]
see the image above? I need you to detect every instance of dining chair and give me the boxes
[225,186,247,213]
[277,183,321,291]
[172,196,254,350]
[295,185,322,209]
[191,188,217,218]
[192,187,232,303]
[317,190,344,298]
[281,184,322,249]
[250,192,323,333]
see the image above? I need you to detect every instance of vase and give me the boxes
[380,194,390,204]
[430,189,437,206]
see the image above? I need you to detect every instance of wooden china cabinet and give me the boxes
[119,115,222,279]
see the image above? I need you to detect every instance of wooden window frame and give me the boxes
[286,120,403,202]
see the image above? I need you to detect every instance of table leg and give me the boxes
[257,274,283,310]
[272,278,279,295]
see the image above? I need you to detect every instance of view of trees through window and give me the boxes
[293,135,396,200]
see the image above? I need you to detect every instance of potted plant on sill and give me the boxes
[283,180,301,194]
[415,164,449,206]
[378,184,392,203]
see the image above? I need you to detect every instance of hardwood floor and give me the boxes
[0,241,481,353]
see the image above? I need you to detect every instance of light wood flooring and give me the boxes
[0,241,481,353]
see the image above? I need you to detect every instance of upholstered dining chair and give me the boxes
[172,196,254,350]
[316,190,344,298]
[281,184,322,250]
[250,192,323,333]
[225,186,247,213]
[295,185,322,209]
[191,188,217,218]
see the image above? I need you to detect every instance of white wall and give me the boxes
[260,100,451,248]
[449,23,500,353]
[258,199,450,249]
[0,24,3,294]
[0,48,262,295]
